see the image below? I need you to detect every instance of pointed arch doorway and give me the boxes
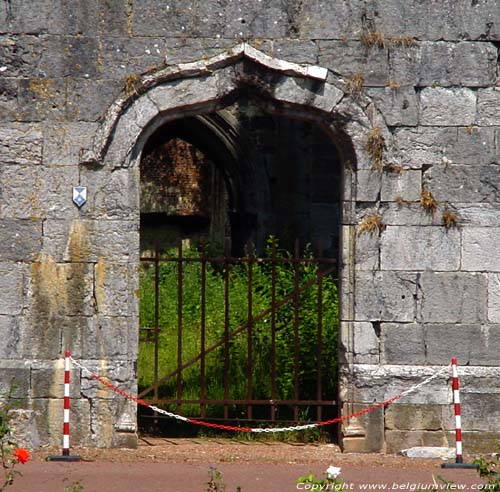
[80,44,385,444]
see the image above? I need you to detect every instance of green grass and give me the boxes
[138,240,339,421]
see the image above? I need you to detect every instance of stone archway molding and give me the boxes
[79,42,390,175]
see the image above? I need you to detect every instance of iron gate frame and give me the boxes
[138,238,338,425]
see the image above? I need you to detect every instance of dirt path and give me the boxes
[9,438,485,492]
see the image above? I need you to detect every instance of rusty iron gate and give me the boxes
[138,239,338,431]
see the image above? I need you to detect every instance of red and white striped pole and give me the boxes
[442,357,477,469]
[48,350,80,462]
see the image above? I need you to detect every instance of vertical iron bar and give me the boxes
[153,241,160,426]
[247,241,254,421]
[316,240,324,422]
[176,240,183,410]
[200,240,207,418]
[293,239,300,422]
[270,241,277,422]
[223,237,231,420]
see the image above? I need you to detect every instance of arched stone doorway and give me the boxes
[80,44,391,448]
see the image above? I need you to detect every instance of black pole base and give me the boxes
[47,455,81,462]
[441,462,478,469]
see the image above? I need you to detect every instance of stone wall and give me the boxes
[1,0,500,451]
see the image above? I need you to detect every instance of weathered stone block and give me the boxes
[318,41,389,86]
[463,228,500,272]
[0,362,30,398]
[355,230,379,271]
[67,79,122,122]
[417,272,487,323]
[0,219,42,261]
[385,404,446,431]
[488,274,500,323]
[42,219,139,263]
[380,323,425,365]
[365,87,418,126]
[381,169,421,202]
[17,78,67,122]
[380,226,460,271]
[460,393,500,431]
[353,322,379,363]
[0,35,43,78]
[425,324,499,365]
[271,40,319,65]
[354,271,417,322]
[419,88,476,126]
[458,203,500,227]
[425,165,500,203]
[0,263,24,315]
[99,0,130,37]
[0,124,43,165]
[356,169,381,202]
[392,127,457,168]
[381,203,441,227]
[95,262,135,317]
[341,404,384,453]
[477,88,500,126]
[30,359,81,398]
[0,78,18,121]
[385,430,450,454]
[0,316,21,358]
[40,35,99,78]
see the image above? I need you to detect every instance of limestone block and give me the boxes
[413,42,497,87]
[419,88,476,126]
[356,169,382,201]
[0,164,44,219]
[385,430,450,454]
[460,393,500,431]
[17,78,67,122]
[477,88,500,126]
[380,323,425,365]
[80,360,136,400]
[0,124,43,165]
[425,165,500,203]
[0,263,24,315]
[381,203,441,227]
[354,230,379,271]
[271,40,319,65]
[365,87,418,126]
[488,274,500,323]
[42,219,139,263]
[0,35,43,78]
[392,127,457,168]
[353,322,379,363]
[131,0,227,38]
[341,404,384,453]
[354,271,417,322]
[95,262,135,317]
[381,169,421,202]
[458,203,500,227]
[99,0,129,36]
[273,76,343,113]
[458,432,500,454]
[385,404,446,431]
[43,122,99,166]
[380,226,460,271]
[164,37,235,67]
[418,272,487,323]
[318,41,389,87]
[463,228,500,272]
[32,398,91,447]
[0,361,30,398]
[67,79,122,122]
[451,127,497,166]
[81,167,139,220]
[0,78,18,121]
[0,219,42,261]
[0,316,21,358]
[40,35,99,78]
[425,324,499,365]
[372,0,500,41]
[30,359,81,398]
[341,365,449,404]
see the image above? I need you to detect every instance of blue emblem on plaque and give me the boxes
[73,187,87,208]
